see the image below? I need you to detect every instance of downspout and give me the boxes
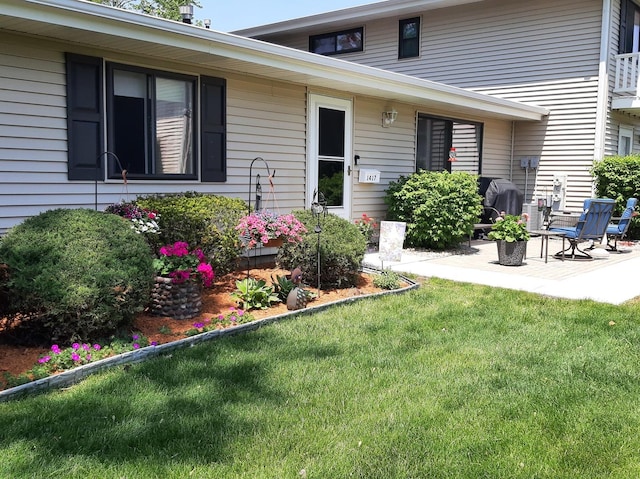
[594,0,612,163]
[509,120,515,182]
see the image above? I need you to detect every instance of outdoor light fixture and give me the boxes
[179,5,193,24]
[448,147,457,162]
[203,18,211,29]
[311,189,327,291]
[381,109,397,127]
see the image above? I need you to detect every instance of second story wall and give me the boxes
[257,0,606,210]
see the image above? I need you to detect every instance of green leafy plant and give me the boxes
[487,212,531,242]
[592,155,640,238]
[153,241,214,287]
[231,278,280,310]
[134,192,247,275]
[373,270,402,290]
[385,170,483,249]
[276,210,367,289]
[0,208,155,343]
[271,274,296,302]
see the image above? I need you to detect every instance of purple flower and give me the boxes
[71,353,81,361]
[230,316,237,322]
[151,341,158,346]
[38,356,51,364]
[86,354,91,361]
[93,344,101,351]
[132,334,139,340]
[72,343,80,350]
[51,345,61,354]
[82,343,90,351]
[193,322,204,329]
[133,343,140,349]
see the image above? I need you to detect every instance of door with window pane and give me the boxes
[307,95,352,218]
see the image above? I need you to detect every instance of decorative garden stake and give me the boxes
[311,189,327,291]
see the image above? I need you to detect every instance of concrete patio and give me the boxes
[363,236,640,305]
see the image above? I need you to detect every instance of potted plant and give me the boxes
[151,241,215,319]
[487,212,530,266]
[235,210,307,249]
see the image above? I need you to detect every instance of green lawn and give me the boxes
[2,278,640,478]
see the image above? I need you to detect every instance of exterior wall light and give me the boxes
[382,109,397,127]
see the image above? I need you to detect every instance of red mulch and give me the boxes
[0,264,394,389]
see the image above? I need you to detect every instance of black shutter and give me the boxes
[65,54,104,181]
[200,76,226,182]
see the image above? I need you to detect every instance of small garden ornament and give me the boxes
[286,267,309,311]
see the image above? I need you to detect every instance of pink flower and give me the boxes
[38,356,51,364]
[71,353,81,361]
[133,343,140,349]
[197,262,214,287]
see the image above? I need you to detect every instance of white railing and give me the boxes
[614,53,640,94]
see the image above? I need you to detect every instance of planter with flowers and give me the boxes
[151,241,215,319]
[236,210,307,249]
[487,212,530,266]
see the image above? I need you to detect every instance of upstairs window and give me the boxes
[399,17,420,59]
[619,0,640,53]
[310,27,363,56]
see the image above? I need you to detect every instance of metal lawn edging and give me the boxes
[0,273,418,402]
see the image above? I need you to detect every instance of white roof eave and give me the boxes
[1,0,547,121]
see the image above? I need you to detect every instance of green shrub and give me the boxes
[592,155,640,238]
[276,210,366,289]
[0,208,155,343]
[134,192,247,275]
[372,270,402,290]
[384,170,483,250]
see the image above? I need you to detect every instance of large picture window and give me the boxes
[65,54,226,182]
[310,27,363,56]
[416,115,483,174]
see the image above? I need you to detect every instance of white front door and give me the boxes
[307,94,353,219]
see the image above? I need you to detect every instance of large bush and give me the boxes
[592,155,640,238]
[134,192,247,275]
[0,208,155,343]
[276,210,366,289]
[385,170,483,250]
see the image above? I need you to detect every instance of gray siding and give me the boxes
[0,34,308,234]
[256,0,608,211]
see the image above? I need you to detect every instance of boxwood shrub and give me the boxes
[385,170,483,250]
[134,192,247,275]
[276,210,366,289]
[0,208,155,343]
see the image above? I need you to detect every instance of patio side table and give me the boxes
[531,230,567,263]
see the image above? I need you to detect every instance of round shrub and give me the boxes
[0,208,155,343]
[385,170,483,250]
[135,192,247,275]
[276,210,366,289]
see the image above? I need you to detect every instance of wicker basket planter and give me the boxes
[496,240,527,266]
[151,276,202,320]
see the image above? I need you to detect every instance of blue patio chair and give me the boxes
[604,197,637,251]
[548,198,615,260]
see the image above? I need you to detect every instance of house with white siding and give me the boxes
[0,0,550,235]
[238,0,640,216]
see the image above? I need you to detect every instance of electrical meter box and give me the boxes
[358,169,380,183]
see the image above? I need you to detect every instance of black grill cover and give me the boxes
[483,178,523,220]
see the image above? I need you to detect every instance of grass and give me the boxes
[2,278,640,478]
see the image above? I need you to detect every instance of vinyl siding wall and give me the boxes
[0,33,308,234]
[258,0,611,211]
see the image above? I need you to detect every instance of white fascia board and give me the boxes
[234,0,485,36]
[9,0,546,121]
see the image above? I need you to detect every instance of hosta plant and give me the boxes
[231,278,280,310]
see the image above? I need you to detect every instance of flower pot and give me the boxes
[496,240,527,266]
[264,237,284,248]
[151,276,202,320]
